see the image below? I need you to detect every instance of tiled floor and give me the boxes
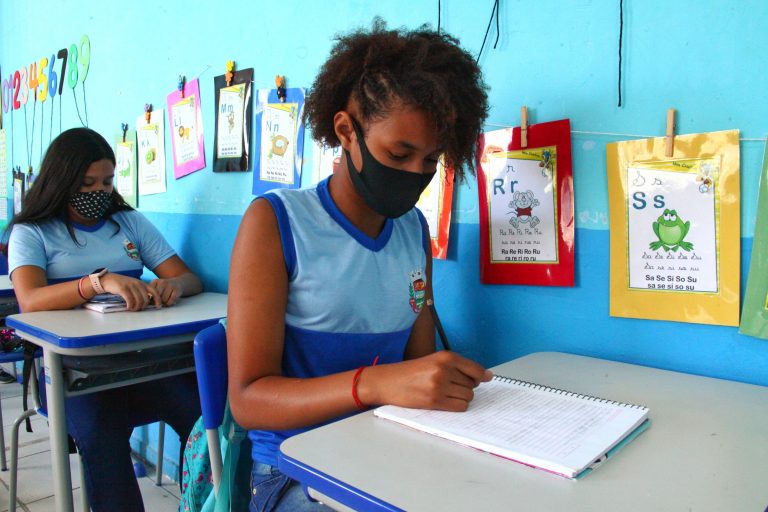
[0,370,181,512]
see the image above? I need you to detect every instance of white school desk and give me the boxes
[6,292,227,512]
[278,351,768,512]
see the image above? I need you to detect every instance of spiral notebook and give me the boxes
[374,375,650,479]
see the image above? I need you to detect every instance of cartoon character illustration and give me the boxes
[178,125,191,142]
[697,163,714,193]
[227,111,235,133]
[118,158,131,178]
[507,190,540,228]
[650,209,694,252]
[408,269,426,313]
[539,150,553,177]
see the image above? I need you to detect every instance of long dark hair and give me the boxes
[5,127,133,244]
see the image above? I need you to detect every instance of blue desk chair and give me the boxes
[192,322,228,495]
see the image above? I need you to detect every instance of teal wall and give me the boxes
[3,0,768,480]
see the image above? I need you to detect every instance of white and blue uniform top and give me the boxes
[8,210,177,282]
[251,177,430,466]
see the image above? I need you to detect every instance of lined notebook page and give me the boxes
[374,376,649,478]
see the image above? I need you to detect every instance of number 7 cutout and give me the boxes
[477,119,575,286]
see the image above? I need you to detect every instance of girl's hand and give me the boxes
[358,351,493,412]
[150,278,183,306]
[100,273,161,311]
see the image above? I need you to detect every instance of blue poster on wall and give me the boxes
[252,87,306,195]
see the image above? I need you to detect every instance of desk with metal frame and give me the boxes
[6,292,227,512]
[279,351,768,512]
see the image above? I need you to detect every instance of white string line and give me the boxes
[484,122,767,142]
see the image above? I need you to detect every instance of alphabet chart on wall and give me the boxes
[477,120,574,286]
[607,130,740,326]
[626,159,719,293]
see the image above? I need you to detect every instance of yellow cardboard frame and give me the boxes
[607,130,740,326]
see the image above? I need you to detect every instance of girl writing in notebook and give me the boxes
[6,127,203,512]
[228,20,492,511]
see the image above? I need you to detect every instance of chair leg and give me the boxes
[9,408,38,512]
[0,390,7,471]
[155,421,165,486]
[78,453,90,512]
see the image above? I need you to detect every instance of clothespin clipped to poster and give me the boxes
[665,108,676,158]
[121,123,128,143]
[275,75,287,103]
[144,104,152,125]
[520,106,529,148]
[178,75,186,98]
[225,61,235,86]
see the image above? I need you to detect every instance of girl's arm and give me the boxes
[227,199,491,432]
[150,256,203,305]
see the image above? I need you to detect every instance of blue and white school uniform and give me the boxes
[8,210,200,512]
[251,177,430,467]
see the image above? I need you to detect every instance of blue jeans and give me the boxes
[40,372,200,512]
[249,462,332,512]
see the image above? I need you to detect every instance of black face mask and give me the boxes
[344,118,436,218]
[69,190,114,220]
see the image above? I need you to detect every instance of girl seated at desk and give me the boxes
[228,20,492,512]
[6,127,203,512]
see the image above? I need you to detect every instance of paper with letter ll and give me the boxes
[375,376,649,478]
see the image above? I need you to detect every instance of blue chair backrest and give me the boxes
[193,322,228,430]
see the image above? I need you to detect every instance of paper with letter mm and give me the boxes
[477,119,574,286]
[607,129,740,326]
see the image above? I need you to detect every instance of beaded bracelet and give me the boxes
[351,355,380,410]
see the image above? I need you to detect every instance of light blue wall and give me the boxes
[3,0,768,479]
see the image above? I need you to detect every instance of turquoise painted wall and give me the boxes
[3,0,768,480]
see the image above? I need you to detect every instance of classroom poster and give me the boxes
[12,167,24,215]
[213,68,254,172]
[416,158,454,259]
[0,129,8,231]
[114,130,138,208]
[136,110,167,196]
[253,87,306,195]
[739,142,768,339]
[607,129,740,326]
[166,78,205,179]
[477,120,575,286]
[312,141,341,184]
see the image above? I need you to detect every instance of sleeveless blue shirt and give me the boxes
[249,177,430,465]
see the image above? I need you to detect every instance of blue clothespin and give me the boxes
[121,123,128,143]
[178,75,186,98]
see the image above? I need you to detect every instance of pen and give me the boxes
[426,298,452,351]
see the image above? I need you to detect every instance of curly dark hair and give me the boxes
[304,18,489,180]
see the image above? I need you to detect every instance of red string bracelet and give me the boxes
[352,355,380,410]
[76,276,88,300]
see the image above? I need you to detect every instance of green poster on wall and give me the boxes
[739,142,768,339]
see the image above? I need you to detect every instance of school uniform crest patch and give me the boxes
[123,239,140,260]
[408,269,426,313]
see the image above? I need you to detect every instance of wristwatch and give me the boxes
[89,268,109,295]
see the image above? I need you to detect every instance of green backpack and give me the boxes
[179,402,252,512]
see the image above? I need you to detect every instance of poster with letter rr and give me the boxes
[607,129,740,326]
[477,119,574,286]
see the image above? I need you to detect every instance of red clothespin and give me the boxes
[121,123,128,142]
[144,104,152,124]
[225,61,235,87]
[178,75,186,98]
[275,75,287,103]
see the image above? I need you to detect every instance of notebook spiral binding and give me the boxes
[493,374,648,410]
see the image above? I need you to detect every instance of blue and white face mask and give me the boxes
[69,190,113,220]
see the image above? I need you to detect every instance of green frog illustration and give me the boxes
[650,209,693,252]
